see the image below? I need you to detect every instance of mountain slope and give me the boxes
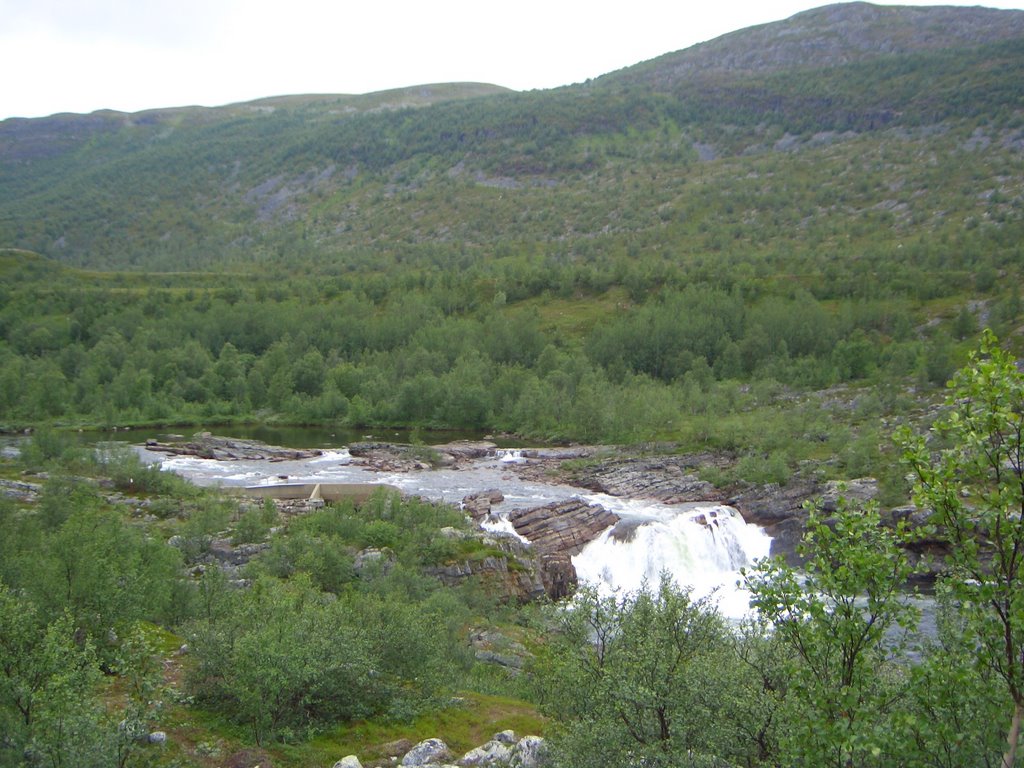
[0,3,1022,272]
[606,2,1024,81]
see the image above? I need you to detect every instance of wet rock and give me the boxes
[349,441,497,471]
[729,480,822,562]
[508,499,619,557]
[431,441,496,461]
[463,489,504,522]
[538,553,577,600]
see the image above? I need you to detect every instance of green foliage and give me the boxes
[535,577,758,767]
[898,330,1024,766]
[93,445,199,497]
[185,574,464,744]
[745,498,918,767]
[0,586,164,768]
[230,500,278,545]
[17,427,88,472]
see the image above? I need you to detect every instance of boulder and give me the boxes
[332,757,362,768]
[401,738,452,766]
[463,489,505,522]
[147,731,167,745]
[493,730,517,745]
[509,736,546,768]
[457,739,512,766]
[354,547,396,575]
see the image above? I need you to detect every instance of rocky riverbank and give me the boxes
[142,435,943,590]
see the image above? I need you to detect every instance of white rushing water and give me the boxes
[572,500,771,618]
[142,446,771,618]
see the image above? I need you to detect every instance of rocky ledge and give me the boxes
[349,441,497,471]
[563,453,727,504]
[144,432,322,462]
[508,499,619,557]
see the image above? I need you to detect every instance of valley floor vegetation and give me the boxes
[2,335,1024,767]
[3,245,1021,502]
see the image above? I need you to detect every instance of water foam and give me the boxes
[572,504,771,618]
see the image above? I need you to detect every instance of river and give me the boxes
[136,442,772,618]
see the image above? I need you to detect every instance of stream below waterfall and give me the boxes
[137,444,772,618]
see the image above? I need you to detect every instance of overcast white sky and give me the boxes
[2,0,1023,120]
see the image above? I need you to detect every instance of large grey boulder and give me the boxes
[401,738,452,766]
[457,739,512,766]
[509,736,546,768]
[332,757,363,768]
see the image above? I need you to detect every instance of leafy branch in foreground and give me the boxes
[744,498,918,767]
[898,329,1024,768]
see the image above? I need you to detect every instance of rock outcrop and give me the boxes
[144,433,321,462]
[0,478,41,502]
[728,480,821,562]
[508,499,618,557]
[567,454,725,504]
[462,489,505,522]
[349,441,498,471]
[424,536,547,603]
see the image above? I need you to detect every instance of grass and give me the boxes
[159,690,546,768]
[282,692,547,767]
[525,286,631,338]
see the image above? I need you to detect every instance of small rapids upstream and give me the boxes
[141,446,771,618]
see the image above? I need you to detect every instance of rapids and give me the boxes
[138,445,771,618]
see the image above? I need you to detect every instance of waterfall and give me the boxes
[572,503,771,619]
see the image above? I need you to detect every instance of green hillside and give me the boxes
[0,2,1022,475]
[0,3,1021,274]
